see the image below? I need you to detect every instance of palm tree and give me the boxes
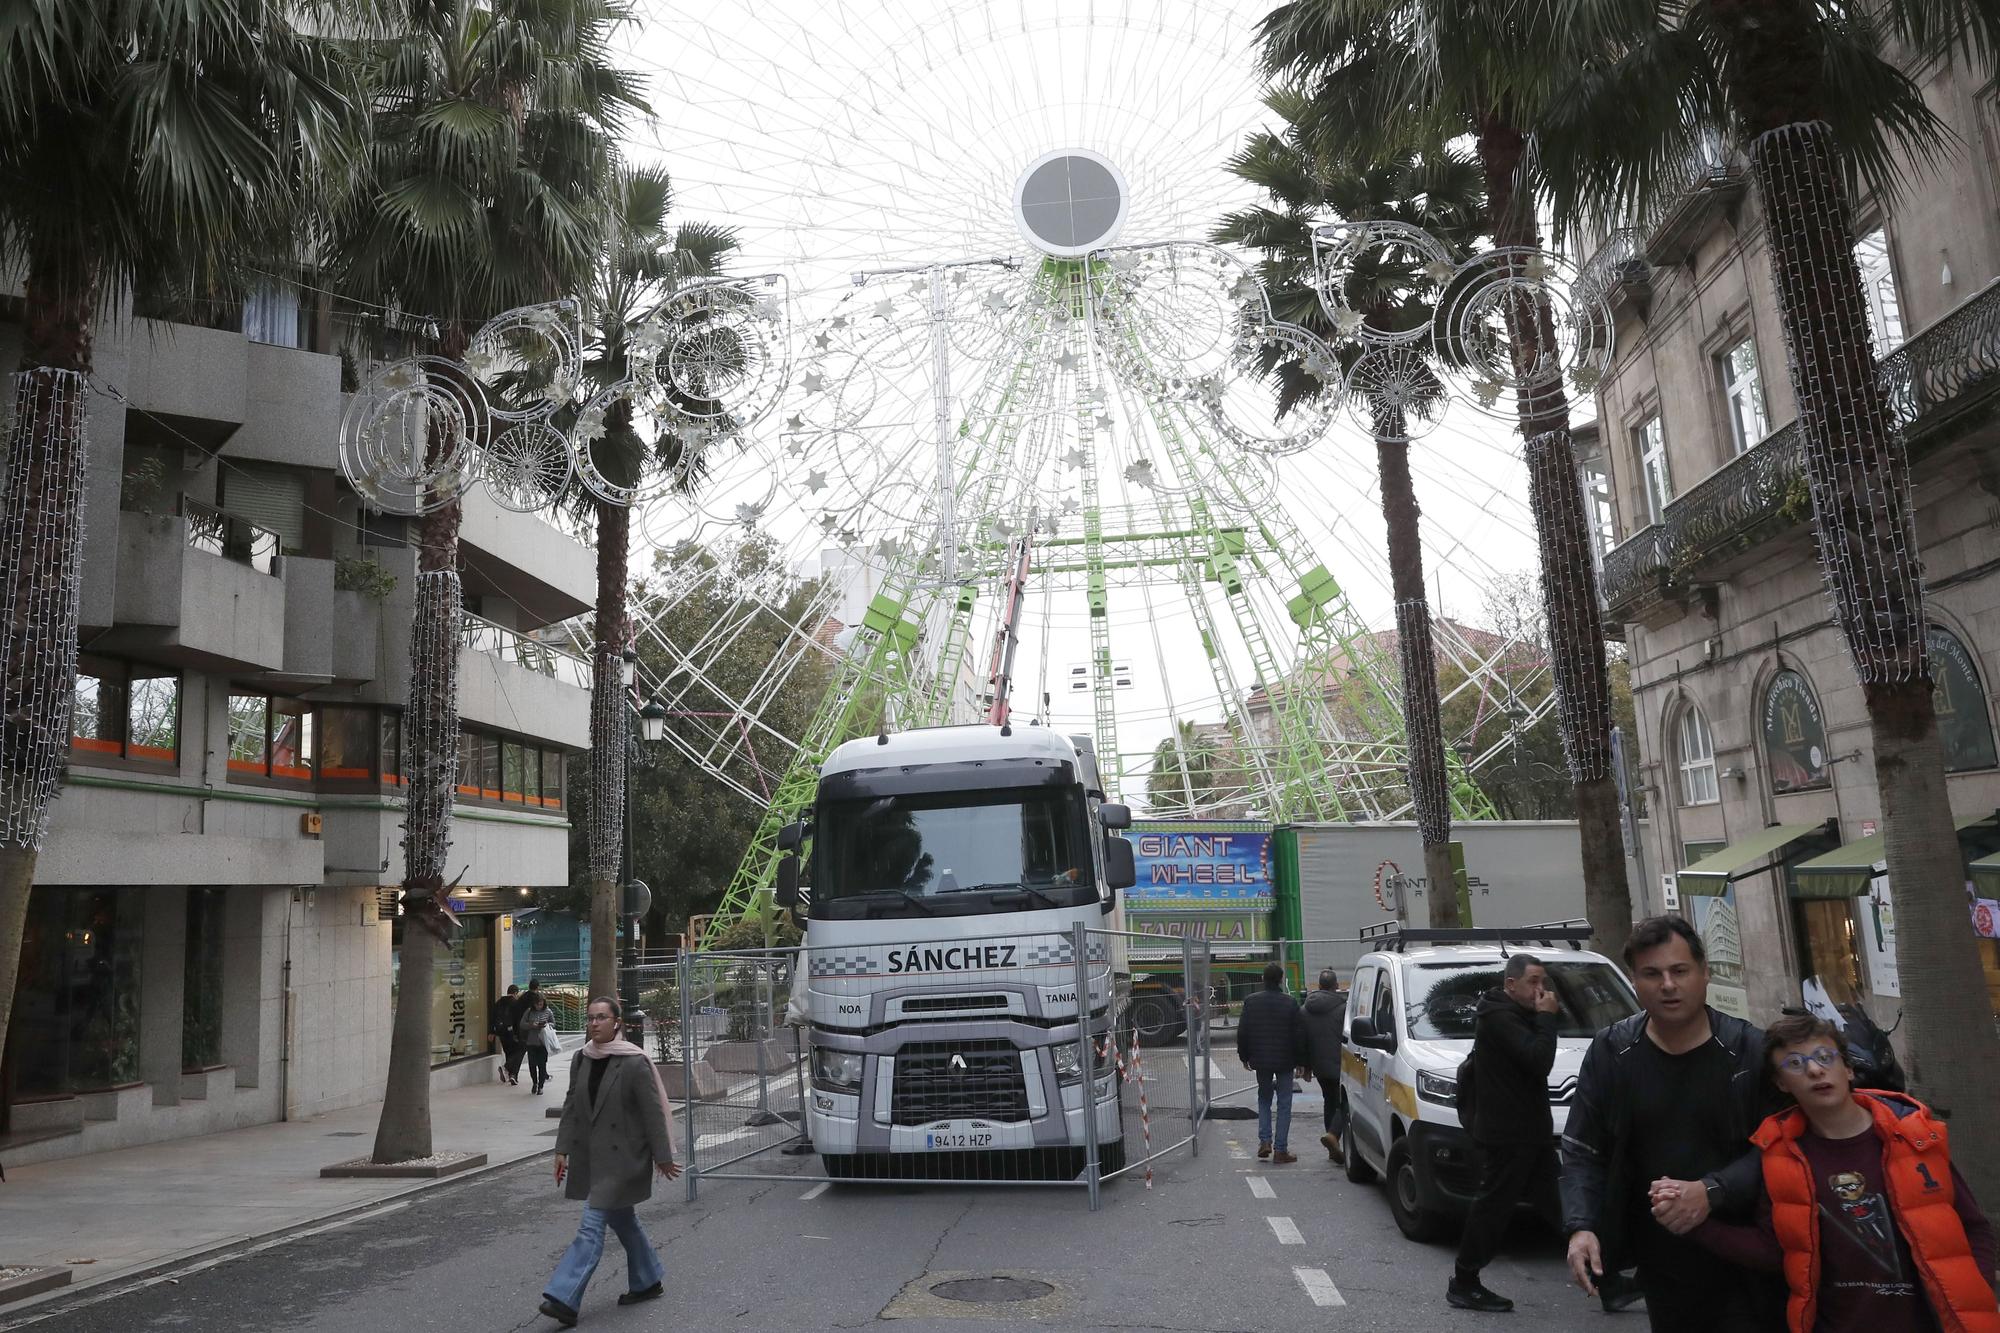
[1257,0,1637,954]
[0,1,363,1073]
[1533,0,2000,1198]
[574,166,738,1004]
[1147,720,1226,815]
[1214,94,1485,924]
[331,0,639,1165]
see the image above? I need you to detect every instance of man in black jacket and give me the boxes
[1237,961,1305,1164]
[1300,970,1348,1163]
[1561,915,1772,1330]
[1449,952,1562,1312]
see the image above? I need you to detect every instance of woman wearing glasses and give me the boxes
[1683,1012,1998,1332]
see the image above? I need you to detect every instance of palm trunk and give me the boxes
[1478,115,1633,957]
[374,336,470,1165]
[588,489,630,1002]
[1748,119,2000,1201]
[1373,406,1459,927]
[0,250,99,1075]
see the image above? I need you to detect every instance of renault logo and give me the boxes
[949,1053,968,1073]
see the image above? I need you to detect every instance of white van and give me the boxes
[1337,921,1639,1240]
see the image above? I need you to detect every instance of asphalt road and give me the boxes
[10,1072,1621,1332]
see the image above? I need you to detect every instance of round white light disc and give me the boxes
[1013,149,1129,257]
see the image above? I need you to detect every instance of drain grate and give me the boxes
[929,1277,1054,1304]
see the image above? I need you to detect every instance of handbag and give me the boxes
[542,1024,565,1054]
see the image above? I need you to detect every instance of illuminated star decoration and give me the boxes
[804,469,828,493]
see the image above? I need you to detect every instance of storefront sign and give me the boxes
[1763,670,1830,794]
[1864,873,1900,997]
[1128,822,1273,905]
[1128,911,1269,945]
[1929,626,1999,773]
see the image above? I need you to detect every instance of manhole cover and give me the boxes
[930,1277,1055,1304]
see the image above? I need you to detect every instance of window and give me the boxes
[71,658,180,766]
[227,692,312,783]
[1855,229,1904,352]
[1636,414,1672,523]
[502,741,528,803]
[1370,969,1396,1036]
[450,726,565,808]
[1402,959,1638,1040]
[539,749,565,809]
[10,887,145,1095]
[1677,704,1720,805]
[381,710,404,786]
[182,887,228,1071]
[1579,453,1616,552]
[319,706,377,782]
[1718,337,1770,454]
[243,281,301,348]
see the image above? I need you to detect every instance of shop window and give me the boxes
[1718,337,1771,455]
[71,657,179,766]
[1929,625,1998,772]
[7,888,144,1096]
[182,887,228,1071]
[1762,669,1831,793]
[1792,893,1865,1006]
[1676,704,1719,806]
[390,916,493,1066]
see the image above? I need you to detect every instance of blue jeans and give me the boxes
[544,1206,664,1310]
[1256,1070,1294,1150]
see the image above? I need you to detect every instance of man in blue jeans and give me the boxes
[1237,962,1305,1164]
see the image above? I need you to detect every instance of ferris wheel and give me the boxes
[569,1,1570,931]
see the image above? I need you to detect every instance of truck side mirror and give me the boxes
[1098,802,1131,830]
[775,821,804,853]
[1103,835,1136,891]
[775,854,801,908]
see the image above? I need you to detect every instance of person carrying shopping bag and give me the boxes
[538,996,680,1328]
[518,990,557,1094]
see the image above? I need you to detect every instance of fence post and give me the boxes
[681,953,698,1202]
[1074,921,1099,1211]
[1202,943,1214,1117]
[1183,934,1199,1157]
[748,961,779,1126]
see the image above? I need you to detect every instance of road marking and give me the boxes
[799,1182,831,1200]
[1246,1176,1275,1199]
[1209,1059,1229,1080]
[1266,1216,1304,1245]
[1294,1266,1346,1307]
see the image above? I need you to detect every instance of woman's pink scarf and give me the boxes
[581,1037,678,1155]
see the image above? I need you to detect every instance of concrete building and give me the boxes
[1582,72,2000,1022]
[0,280,593,1163]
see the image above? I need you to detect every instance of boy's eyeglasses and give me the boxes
[1776,1046,1841,1076]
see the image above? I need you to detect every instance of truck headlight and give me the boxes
[1051,1042,1085,1084]
[1415,1070,1458,1106]
[812,1048,863,1091]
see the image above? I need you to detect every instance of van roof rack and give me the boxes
[1357,918,1593,953]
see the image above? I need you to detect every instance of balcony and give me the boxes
[121,319,247,450]
[1642,138,1748,267]
[1601,281,2000,624]
[107,501,287,672]
[457,611,591,749]
[1576,228,1653,320]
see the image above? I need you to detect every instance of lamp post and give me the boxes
[619,692,668,1045]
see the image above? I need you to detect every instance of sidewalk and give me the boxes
[0,1075,559,1307]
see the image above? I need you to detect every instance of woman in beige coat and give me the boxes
[538,997,679,1327]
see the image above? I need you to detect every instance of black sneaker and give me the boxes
[618,1282,664,1306]
[538,1295,578,1327]
[1446,1278,1514,1312]
[1599,1273,1644,1314]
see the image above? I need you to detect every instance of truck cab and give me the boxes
[774,723,1137,1177]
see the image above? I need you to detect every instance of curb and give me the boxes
[0,1146,556,1327]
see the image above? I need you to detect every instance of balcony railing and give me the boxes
[1601,279,2000,620]
[460,611,592,689]
[1643,135,1748,265]
[1575,227,1652,317]
[183,497,279,576]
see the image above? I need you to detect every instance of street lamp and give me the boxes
[638,698,667,743]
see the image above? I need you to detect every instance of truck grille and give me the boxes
[889,1040,1028,1126]
[900,995,1009,1013]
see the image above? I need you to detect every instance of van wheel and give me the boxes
[1131,997,1179,1046]
[1341,1100,1375,1183]
[1387,1139,1448,1242]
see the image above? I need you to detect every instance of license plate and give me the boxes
[925,1131,994,1149]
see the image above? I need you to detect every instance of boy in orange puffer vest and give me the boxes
[1688,1012,1997,1332]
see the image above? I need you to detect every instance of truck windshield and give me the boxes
[812,787,1095,920]
[1402,959,1638,1041]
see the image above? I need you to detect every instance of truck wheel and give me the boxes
[1386,1139,1448,1242]
[1341,1100,1375,1183]
[1131,997,1178,1046]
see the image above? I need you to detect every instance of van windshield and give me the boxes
[811,787,1096,920]
[1402,959,1637,1041]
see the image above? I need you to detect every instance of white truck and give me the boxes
[772,723,1137,1177]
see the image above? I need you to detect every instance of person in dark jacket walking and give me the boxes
[1300,970,1348,1163]
[1561,915,1775,1330]
[1237,961,1305,1164]
[539,997,679,1327]
[491,984,525,1086]
[1449,952,1561,1312]
[519,991,556,1095]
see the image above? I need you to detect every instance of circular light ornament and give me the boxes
[1013,149,1129,257]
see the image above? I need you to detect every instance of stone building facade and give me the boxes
[1583,67,2000,1022]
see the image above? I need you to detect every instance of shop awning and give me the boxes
[1972,851,2000,898]
[1678,822,1834,898]
[1790,814,1999,900]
